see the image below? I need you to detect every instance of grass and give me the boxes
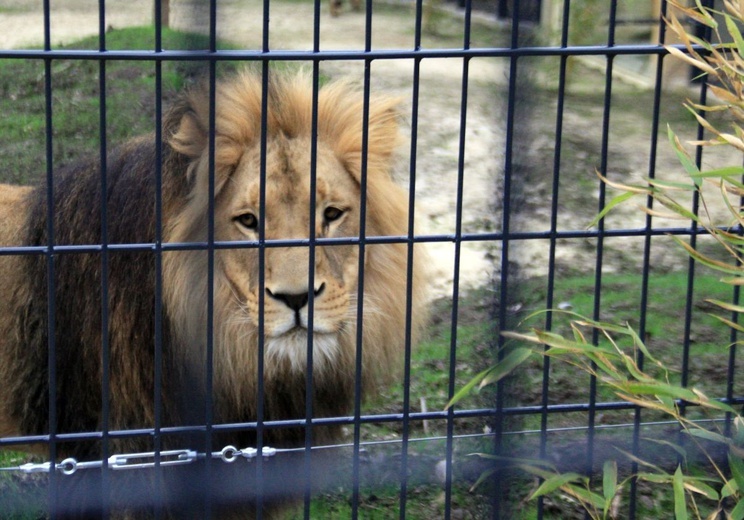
[0,26,240,185]
[510,267,737,424]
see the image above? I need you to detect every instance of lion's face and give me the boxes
[164,72,428,413]
[215,135,362,373]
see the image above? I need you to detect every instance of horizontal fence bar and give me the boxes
[0,225,727,256]
[3,396,741,448]
[0,43,695,62]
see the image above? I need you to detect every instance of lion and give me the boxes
[0,70,428,516]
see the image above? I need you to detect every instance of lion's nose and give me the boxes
[266,283,325,312]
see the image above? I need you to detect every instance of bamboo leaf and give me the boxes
[731,498,744,520]
[721,478,738,498]
[726,14,744,57]
[445,365,493,409]
[644,437,689,462]
[646,177,697,190]
[563,483,606,510]
[706,298,744,313]
[710,314,744,334]
[666,44,716,75]
[668,126,703,178]
[588,191,637,228]
[478,347,533,388]
[637,472,673,484]
[445,347,533,409]
[729,451,744,493]
[529,472,585,499]
[671,235,744,275]
[674,465,689,520]
[683,478,720,500]
[687,428,730,445]
[603,460,618,506]
[690,165,744,178]
[617,381,699,402]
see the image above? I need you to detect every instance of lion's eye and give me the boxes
[235,212,258,231]
[323,206,344,224]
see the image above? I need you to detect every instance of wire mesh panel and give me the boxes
[0,0,742,519]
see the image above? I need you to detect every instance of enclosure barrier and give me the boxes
[0,0,742,518]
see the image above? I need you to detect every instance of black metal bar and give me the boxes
[41,0,58,516]
[97,0,112,515]
[152,2,166,517]
[537,0,572,516]
[399,0,425,513]
[302,16,322,516]
[0,42,702,61]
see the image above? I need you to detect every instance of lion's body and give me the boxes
[0,72,428,514]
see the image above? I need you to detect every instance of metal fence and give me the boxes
[0,0,742,518]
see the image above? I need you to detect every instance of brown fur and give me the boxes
[0,71,428,515]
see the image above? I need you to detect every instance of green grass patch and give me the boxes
[0,26,242,185]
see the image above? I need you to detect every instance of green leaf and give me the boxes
[445,347,532,409]
[706,299,744,314]
[725,14,744,57]
[603,460,618,512]
[729,451,744,494]
[668,126,701,181]
[530,472,585,500]
[686,428,730,445]
[618,381,699,402]
[671,235,744,276]
[469,466,497,492]
[710,314,744,334]
[563,483,606,510]
[682,477,719,500]
[588,191,637,228]
[690,165,744,179]
[674,465,688,520]
[637,471,673,484]
[721,478,738,498]
[731,497,744,520]
[644,437,689,462]
[646,177,697,191]
[445,365,492,409]
[479,347,533,388]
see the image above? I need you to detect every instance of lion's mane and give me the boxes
[0,71,428,464]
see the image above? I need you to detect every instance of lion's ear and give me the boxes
[170,111,208,159]
[168,107,243,193]
[333,98,401,182]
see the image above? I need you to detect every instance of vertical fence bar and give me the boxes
[152,4,165,516]
[351,7,375,515]
[96,1,112,515]
[628,3,668,517]
[303,5,322,513]
[586,3,618,499]
[42,0,58,516]
[203,1,219,517]
[399,1,426,517]
[538,0,572,517]
[255,51,271,520]
[493,2,523,516]
[680,0,713,422]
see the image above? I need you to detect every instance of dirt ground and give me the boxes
[1,0,740,294]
